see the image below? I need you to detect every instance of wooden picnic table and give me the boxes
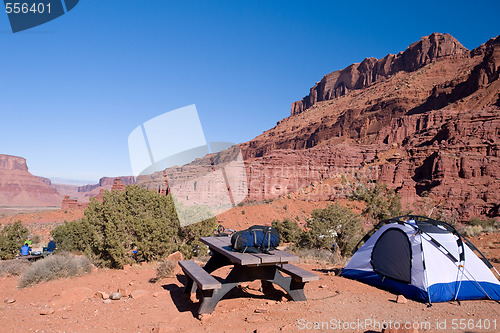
[179,236,318,314]
[16,254,43,262]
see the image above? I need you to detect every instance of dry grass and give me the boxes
[294,248,342,265]
[18,253,93,288]
[156,260,176,280]
[0,259,31,277]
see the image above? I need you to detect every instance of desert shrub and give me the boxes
[464,225,484,238]
[51,219,93,254]
[293,247,341,264]
[0,221,29,260]
[299,203,363,256]
[272,218,303,244]
[0,259,31,277]
[31,235,41,245]
[51,186,216,268]
[469,217,496,228]
[18,253,93,288]
[156,260,176,279]
[348,181,403,224]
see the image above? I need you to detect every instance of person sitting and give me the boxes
[24,235,32,246]
[47,237,56,253]
[20,243,31,256]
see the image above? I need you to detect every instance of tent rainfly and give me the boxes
[341,215,500,303]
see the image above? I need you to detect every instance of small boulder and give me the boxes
[109,292,122,300]
[40,308,54,315]
[118,288,130,297]
[254,308,268,313]
[167,251,183,262]
[396,295,408,304]
[123,264,131,270]
[95,291,109,300]
[4,299,15,304]
[130,289,148,299]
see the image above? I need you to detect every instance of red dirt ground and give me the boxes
[1,233,499,333]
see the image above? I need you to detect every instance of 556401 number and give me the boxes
[5,2,51,14]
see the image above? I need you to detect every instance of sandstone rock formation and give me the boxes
[0,154,62,207]
[239,33,499,222]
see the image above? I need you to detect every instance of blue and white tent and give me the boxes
[341,215,500,303]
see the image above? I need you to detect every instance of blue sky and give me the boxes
[1,0,499,184]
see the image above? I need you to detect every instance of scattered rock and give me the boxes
[198,313,211,322]
[95,291,109,299]
[246,280,262,291]
[118,288,130,297]
[167,251,183,262]
[4,299,15,304]
[254,308,268,313]
[396,295,408,304]
[130,289,148,299]
[40,308,54,315]
[123,264,131,270]
[61,314,70,320]
[103,299,112,304]
[152,292,160,297]
[109,292,122,300]
[318,285,326,289]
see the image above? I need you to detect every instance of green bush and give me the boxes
[348,181,403,224]
[0,221,29,260]
[18,253,93,288]
[468,217,496,228]
[299,203,363,256]
[272,218,303,244]
[51,186,216,268]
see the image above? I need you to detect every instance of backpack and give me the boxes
[230,225,280,254]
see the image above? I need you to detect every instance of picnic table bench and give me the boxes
[179,236,318,314]
[15,254,43,262]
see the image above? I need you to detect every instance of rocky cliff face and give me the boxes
[0,154,63,207]
[239,33,500,222]
[291,33,469,115]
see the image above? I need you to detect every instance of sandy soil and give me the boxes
[1,233,499,333]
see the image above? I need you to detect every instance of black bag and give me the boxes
[230,225,280,254]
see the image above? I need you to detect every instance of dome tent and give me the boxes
[341,215,500,303]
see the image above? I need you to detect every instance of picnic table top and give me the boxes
[200,236,298,266]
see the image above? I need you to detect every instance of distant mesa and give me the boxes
[61,177,129,210]
[0,154,63,207]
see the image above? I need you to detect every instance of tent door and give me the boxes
[371,228,412,284]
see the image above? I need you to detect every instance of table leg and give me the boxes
[203,251,233,273]
[197,265,308,314]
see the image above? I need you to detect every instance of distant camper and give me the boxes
[47,237,56,253]
[20,244,31,256]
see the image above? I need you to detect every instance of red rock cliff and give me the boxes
[0,154,63,207]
